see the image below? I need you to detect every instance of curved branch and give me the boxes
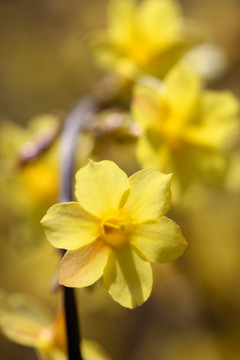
[60,96,98,202]
[59,95,99,360]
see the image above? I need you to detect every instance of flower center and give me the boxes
[102,220,129,248]
[160,116,185,151]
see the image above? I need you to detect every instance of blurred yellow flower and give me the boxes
[92,0,192,78]
[0,114,60,211]
[132,64,239,194]
[0,291,111,360]
[19,161,59,208]
[0,115,60,251]
[41,160,187,308]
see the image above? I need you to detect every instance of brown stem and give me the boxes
[63,287,82,360]
[59,95,98,360]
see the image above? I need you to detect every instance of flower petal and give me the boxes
[165,64,202,120]
[181,91,239,149]
[138,0,184,50]
[59,241,111,287]
[75,160,130,219]
[136,134,173,172]
[82,339,111,360]
[41,202,100,250]
[103,246,152,308]
[200,91,239,147]
[130,216,188,263]
[0,291,52,347]
[108,0,135,46]
[202,90,239,124]
[122,168,172,223]
[37,348,66,360]
[132,81,164,129]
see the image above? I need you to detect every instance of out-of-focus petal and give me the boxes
[200,91,239,147]
[182,43,228,80]
[136,134,173,172]
[130,216,188,263]
[103,246,152,308]
[132,80,164,128]
[75,160,130,219]
[41,202,100,250]
[165,64,202,120]
[108,0,135,46]
[82,339,111,360]
[182,91,239,148]
[59,241,111,287]
[138,0,184,50]
[0,291,52,347]
[37,348,66,360]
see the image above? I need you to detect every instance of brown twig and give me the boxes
[59,95,99,360]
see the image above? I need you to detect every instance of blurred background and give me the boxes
[0,0,240,359]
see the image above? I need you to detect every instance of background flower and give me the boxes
[91,0,194,78]
[0,290,111,360]
[132,64,239,196]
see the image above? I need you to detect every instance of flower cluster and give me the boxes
[132,64,239,193]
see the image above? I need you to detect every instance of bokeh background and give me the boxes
[1,0,240,359]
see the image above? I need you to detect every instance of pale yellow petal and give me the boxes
[181,91,239,149]
[165,64,202,119]
[108,0,135,46]
[59,241,111,288]
[202,91,239,124]
[0,292,52,347]
[130,216,188,263]
[200,91,239,147]
[136,134,173,172]
[82,339,111,360]
[91,37,120,70]
[75,160,130,219]
[132,81,164,129]
[138,0,184,50]
[103,246,152,308]
[41,202,100,250]
[122,169,172,223]
[37,348,66,360]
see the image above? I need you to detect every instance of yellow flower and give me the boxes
[92,0,192,78]
[0,115,60,251]
[0,114,60,210]
[0,291,111,360]
[132,64,239,194]
[41,160,187,308]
